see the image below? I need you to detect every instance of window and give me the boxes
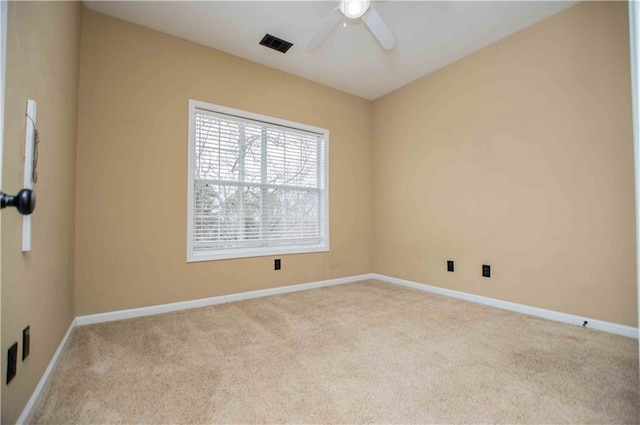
[187,100,329,262]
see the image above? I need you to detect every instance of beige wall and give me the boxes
[74,10,373,316]
[373,1,637,326]
[1,2,82,423]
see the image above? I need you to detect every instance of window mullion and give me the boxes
[283,134,288,237]
[238,123,246,241]
[261,127,267,246]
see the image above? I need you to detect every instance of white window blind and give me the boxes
[187,100,329,261]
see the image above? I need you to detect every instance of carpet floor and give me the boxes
[33,280,638,424]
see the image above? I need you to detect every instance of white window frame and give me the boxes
[187,99,330,262]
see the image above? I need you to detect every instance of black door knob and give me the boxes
[1,189,36,215]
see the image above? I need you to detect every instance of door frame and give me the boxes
[0,0,8,414]
[628,0,640,366]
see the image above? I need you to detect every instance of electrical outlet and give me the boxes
[23,326,30,361]
[482,264,491,278]
[274,259,281,270]
[447,260,454,272]
[7,342,17,384]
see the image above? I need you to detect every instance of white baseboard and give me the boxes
[16,318,77,425]
[372,273,639,339]
[76,273,376,326]
[75,271,638,338]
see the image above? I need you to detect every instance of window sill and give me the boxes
[187,244,329,262]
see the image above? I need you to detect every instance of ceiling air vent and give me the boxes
[259,34,293,54]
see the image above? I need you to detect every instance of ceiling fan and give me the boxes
[307,0,398,51]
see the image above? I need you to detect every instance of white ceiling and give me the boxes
[84,1,579,100]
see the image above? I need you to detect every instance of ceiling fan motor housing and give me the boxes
[339,0,371,19]
[307,0,397,52]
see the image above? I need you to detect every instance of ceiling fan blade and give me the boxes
[307,8,343,51]
[362,6,397,51]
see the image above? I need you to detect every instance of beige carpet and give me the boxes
[33,280,638,424]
